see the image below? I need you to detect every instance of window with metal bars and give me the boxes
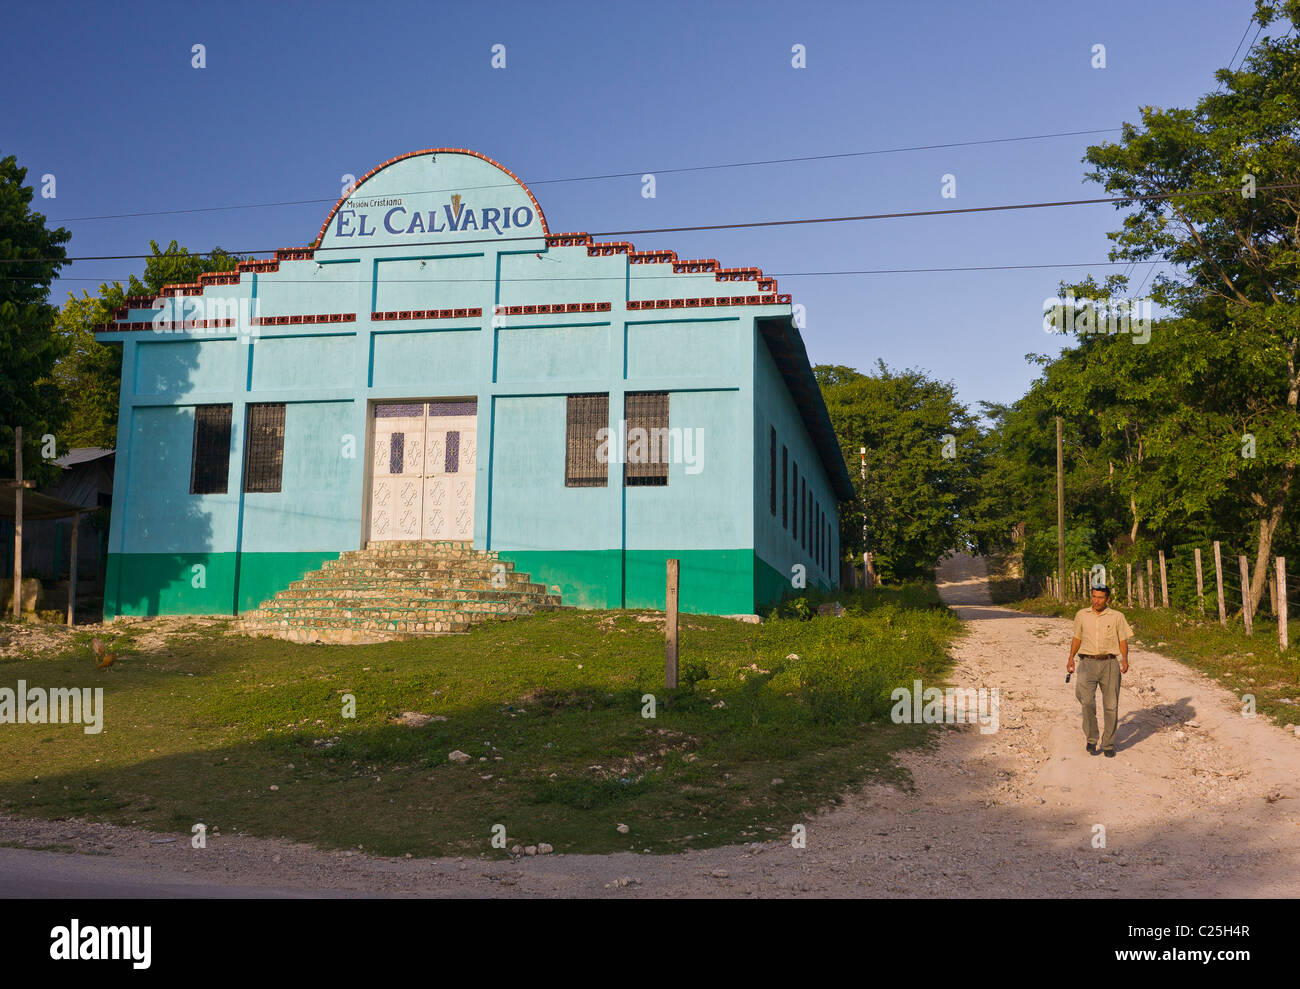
[624,391,668,487]
[389,432,404,474]
[243,403,286,493]
[565,393,608,487]
[190,404,232,494]
[769,427,776,516]
[445,430,460,473]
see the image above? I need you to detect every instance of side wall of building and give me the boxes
[752,331,839,610]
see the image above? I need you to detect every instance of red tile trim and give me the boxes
[587,241,633,257]
[629,250,678,264]
[626,295,790,311]
[93,319,237,332]
[159,283,204,297]
[673,260,719,273]
[252,313,358,326]
[545,232,592,247]
[370,308,483,321]
[492,302,611,316]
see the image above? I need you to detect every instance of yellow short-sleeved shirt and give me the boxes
[1072,606,1132,656]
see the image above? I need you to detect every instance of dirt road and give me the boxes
[3,553,1297,897]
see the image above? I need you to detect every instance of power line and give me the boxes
[45,127,1123,224]
[1123,8,1262,287]
[11,180,1299,266]
[1129,13,1278,297]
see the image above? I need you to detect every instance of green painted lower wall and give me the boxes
[754,553,830,612]
[235,552,343,614]
[497,549,755,614]
[104,547,819,620]
[104,551,341,618]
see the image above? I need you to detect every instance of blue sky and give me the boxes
[3,0,1264,411]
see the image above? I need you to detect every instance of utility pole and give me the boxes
[1056,417,1065,603]
[859,446,874,589]
[11,427,26,621]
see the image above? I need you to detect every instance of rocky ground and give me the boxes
[2,555,1297,897]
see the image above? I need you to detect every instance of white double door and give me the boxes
[369,400,477,542]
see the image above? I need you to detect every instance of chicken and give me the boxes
[91,636,118,670]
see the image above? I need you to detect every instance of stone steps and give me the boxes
[315,564,532,580]
[240,540,564,643]
[271,582,556,597]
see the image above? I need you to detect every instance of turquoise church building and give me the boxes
[94,149,852,618]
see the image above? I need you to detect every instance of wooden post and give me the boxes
[1056,416,1065,604]
[1239,555,1253,636]
[1126,562,1132,607]
[865,550,876,590]
[1267,562,1276,616]
[1194,547,1205,615]
[665,559,679,689]
[66,514,79,626]
[11,426,21,621]
[1158,550,1169,607]
[1137,571,1146,609]
[1278,557,1288,652]
[1146,559,1155,607]
[1213,541,1226,627]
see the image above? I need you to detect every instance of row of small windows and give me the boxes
[770,425,833,573]
[190,403,285,494]
[565,392,669,488]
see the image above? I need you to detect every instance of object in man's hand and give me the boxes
[1066,672,1072,683]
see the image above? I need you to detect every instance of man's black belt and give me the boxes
[1078,653,1116,659]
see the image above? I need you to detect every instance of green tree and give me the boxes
[816,361,984,581]
[0,153,71,480]
[49,292,119,450]
[1068,0,1300,608]
[49,240,247,451]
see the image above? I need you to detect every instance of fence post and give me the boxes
[1267,561,1277,616]
[1239,555,1253,636]
[1137,571,1146,609]
[1158,550,1169,608]
[1213,542,1226,627]
[1278,557,1288,652]
[1146,559,1155,608]
[1194,547,1205,616]
[66,515,79,627]
[665,559,679,688]
[1126,562,1132,608]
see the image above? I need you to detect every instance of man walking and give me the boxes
[1066,584,1132,758]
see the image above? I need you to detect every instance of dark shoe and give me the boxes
[1103,749,1115,758]
[1086,743,1098,754]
